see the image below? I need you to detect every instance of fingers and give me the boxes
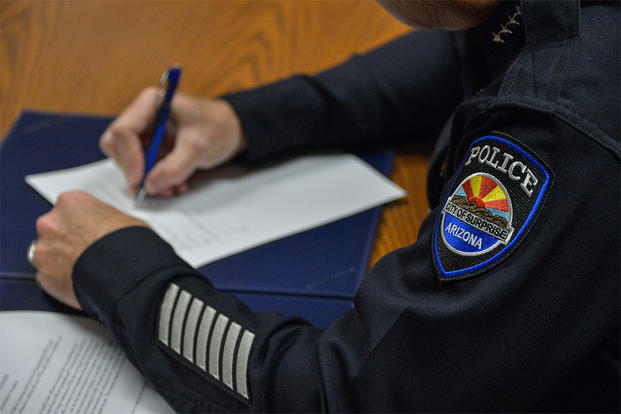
[175,182,188,194]
[102,90,245,198]
[100,87,160,191]
[35,211,59,240]
[144,134,202,195]
[141,99,244,196]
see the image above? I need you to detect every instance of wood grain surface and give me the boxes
[0,1,431,268]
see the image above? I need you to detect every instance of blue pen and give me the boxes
[134,65,182,207]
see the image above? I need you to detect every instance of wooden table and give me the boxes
[0,1,431,268]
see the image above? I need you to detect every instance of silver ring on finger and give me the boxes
[27,240,37,268]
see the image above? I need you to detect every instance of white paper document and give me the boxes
[26,154,405,267]
[0,311,173,414]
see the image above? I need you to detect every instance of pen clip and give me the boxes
[159,70,169,87]
[159,63,181,87]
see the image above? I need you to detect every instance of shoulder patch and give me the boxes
[433,133,553,281]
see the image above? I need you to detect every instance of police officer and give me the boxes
[31,0,620,411]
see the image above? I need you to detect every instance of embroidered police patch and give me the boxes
[433,133,553,281]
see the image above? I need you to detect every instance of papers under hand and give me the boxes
[26,154,406,268]
[0,311,174,414]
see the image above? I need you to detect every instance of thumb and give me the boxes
[145,141,199,194]
[100,126,145,192]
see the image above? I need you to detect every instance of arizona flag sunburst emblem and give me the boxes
[440,173,514,256]
[460,175,509,216]
[433,133,553,281]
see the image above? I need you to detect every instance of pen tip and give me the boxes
[134,187,147,208]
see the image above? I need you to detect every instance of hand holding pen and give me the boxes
[99,67,247,202]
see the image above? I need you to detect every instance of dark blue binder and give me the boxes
[0,111,394,328]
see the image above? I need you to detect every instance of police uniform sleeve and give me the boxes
[73,105,619,411]
[222,29,463,162]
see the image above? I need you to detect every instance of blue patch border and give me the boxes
[433,134,552,280]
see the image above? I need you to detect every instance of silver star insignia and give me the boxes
[507,14,520,26]
[499,23,513,35]
[492,31,505,44]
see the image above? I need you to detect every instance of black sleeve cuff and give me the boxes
[221,76,319,163]
[72,226,190,328]
[221,31,464,166]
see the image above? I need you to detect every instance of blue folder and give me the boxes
[0,111,395,328]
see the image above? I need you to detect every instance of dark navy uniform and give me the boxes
[73,1,620,411]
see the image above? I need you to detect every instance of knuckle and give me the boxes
[35,268,52,291]
[35,272,44,287]
[56,192,72,206]
[140,86,159,102]
[99,131,112,151]
[160,165,183,182]
[33,242,47,263]
[56,191,89,208]
[105,125,135,149]
[105,124,124,140]
[73,191,95,207]
[35,215,51,234]
[189,134,209,152]
[32,244,51,276]
[99,131,120,157]
[71,191,87,202]
[196,138,210,153]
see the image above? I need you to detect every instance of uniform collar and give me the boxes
[460,0,580,96]
[460,2,525,96]
[520,0,579,46]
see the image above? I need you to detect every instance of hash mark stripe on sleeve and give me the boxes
[170,290,192,354]
[158,283,180,346]
[208,314,229,379]
[221,322,242,390]
[157,285,255,401]
[235,330,255,399]
[192,304,207,364]
[182,298,204,362]
[195,306,216,371]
